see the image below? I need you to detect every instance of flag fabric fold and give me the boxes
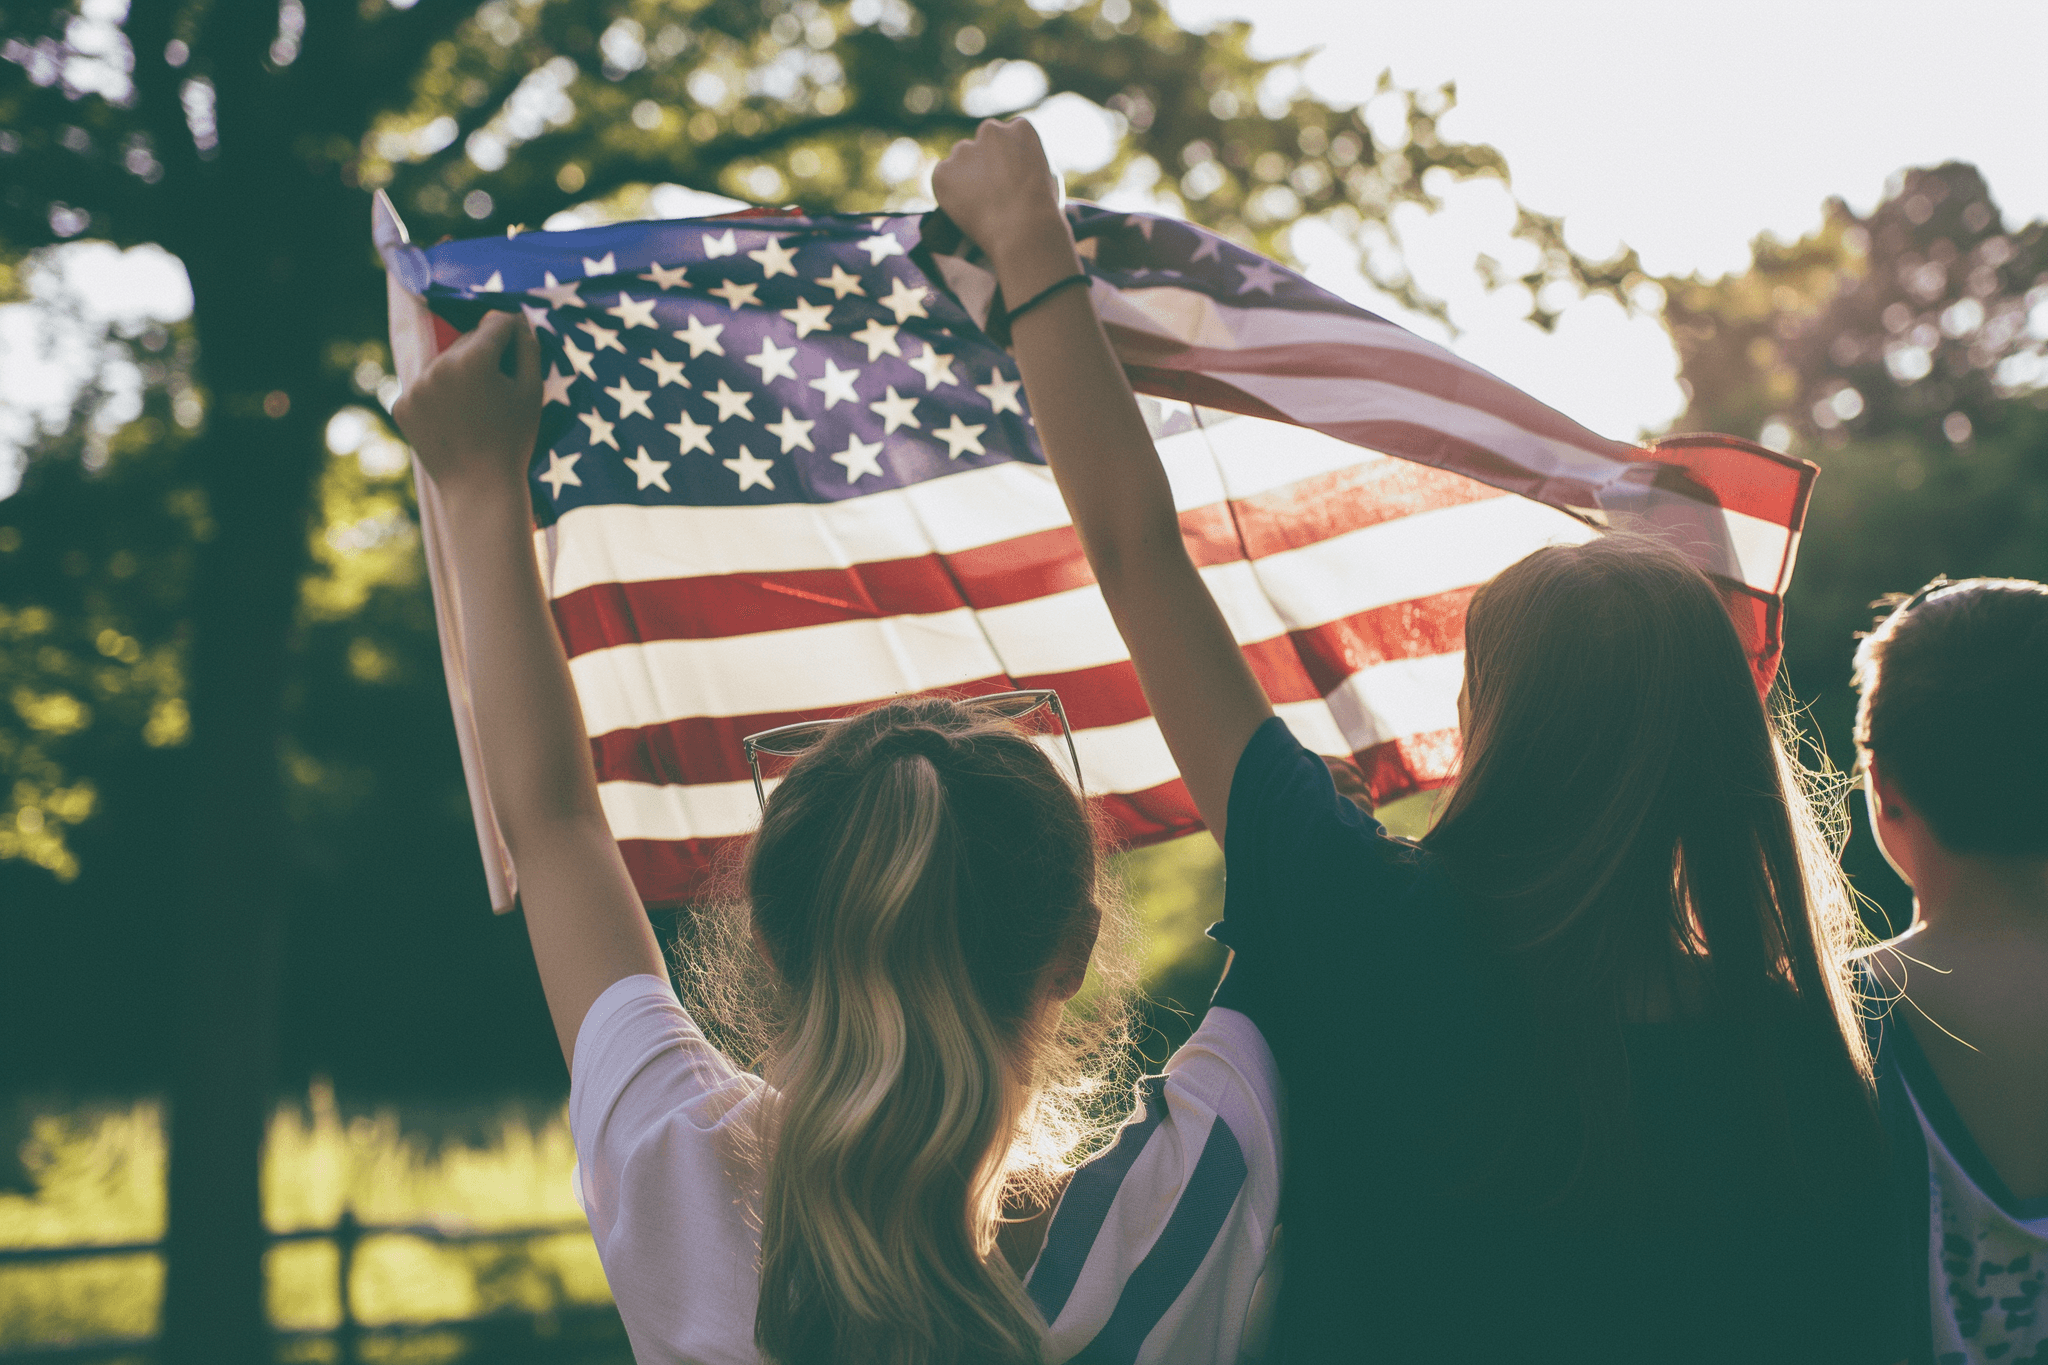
[377,193,1815,911]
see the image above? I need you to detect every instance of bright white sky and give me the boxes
[3,0,2043,492]
[1141,0,2048,440]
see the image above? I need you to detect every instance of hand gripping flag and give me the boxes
[377,192,1815,913]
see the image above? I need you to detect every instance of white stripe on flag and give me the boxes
[1246,495,1594,628]
[589,660,1457,845]
[561,483,1587,740]
[568,608,1002,736]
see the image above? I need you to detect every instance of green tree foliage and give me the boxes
[1661,162,2048,925]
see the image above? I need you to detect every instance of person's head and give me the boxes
[1852,577,2048,887]
[1426,535,1871,1199]
[736,695,1118,1365]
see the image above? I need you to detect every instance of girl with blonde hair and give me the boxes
[932,119,1908,1362]
[392,312,1281,1364]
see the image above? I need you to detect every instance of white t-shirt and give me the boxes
[569,973,1282,1365]
[1899,1079,2048,1364]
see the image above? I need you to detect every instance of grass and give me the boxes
[0,1087,609,1353]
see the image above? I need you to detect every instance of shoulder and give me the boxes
[567,975,764,1237]
[1224,716,1426,883]
[1029,1008,1281,1364]
[566,975,770,1363]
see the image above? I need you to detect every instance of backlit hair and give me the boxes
[1853,577,2048,857]
[1424,535,1874,1205]
[678,696,1134,1365]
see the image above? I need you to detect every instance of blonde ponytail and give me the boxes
[739,700,1119,1365]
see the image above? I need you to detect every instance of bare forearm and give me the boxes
[437,470,663,1057]
[394,312,664,1067]
[984,211,1272,836]
[440,477,605,841]
[991,228,1186,581]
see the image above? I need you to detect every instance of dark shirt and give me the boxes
[1212,717,1904,1363]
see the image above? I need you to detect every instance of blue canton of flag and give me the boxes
[405,211,1037,515]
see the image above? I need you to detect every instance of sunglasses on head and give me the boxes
[740,689,1085,810]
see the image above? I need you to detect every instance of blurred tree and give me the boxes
[0,0,1641,1355]
[1661,162,2048,930]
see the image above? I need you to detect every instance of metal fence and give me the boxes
[0,1213,625,1364]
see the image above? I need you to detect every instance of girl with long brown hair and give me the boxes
[391,312,1282,1364]
[932,119,1907,1362]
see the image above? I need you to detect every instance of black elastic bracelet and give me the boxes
[1005,272,1090,324]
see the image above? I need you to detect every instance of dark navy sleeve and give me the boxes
[1208,716,1408,1022]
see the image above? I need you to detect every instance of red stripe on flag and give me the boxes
[584,589,1474,787]
[552,464,1505,657]
[1353,727,1462,805]
[615,731,1459,909]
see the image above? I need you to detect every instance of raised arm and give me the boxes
[932,121,1272,843]
[392,312,665,1066]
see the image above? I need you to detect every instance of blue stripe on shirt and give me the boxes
[1030,1073,1172,1326]
[1071,1113,1251,1365]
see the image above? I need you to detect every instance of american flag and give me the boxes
[377,193,1814,912]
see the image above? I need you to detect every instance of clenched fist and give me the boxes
[931,118,1067,263]
[391,309,543,494]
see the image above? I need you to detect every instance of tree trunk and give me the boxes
[157,14,343,1346]
[159,348,326,1365]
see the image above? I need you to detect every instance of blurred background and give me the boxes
[1,0,2043,1359]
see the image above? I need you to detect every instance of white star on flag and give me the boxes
[638,350,690,388]
[639,261,689,290]
[664,410,714,456]
[723,444,775,491]
[1123,215,1156,241]
[702,230,738,258]
[868,385,920,433]
[560,337,597,379]
[934,414,987,459]
[976,370,1023,415]
[576,319,624,354]
[710,278,761,310]
[745,337,799,384]
[830,432,885,483]
[907,343,958,390]
[521,302,553,331]
[1189,234,1222,263]
[538,450,581,497]
[706,379,756,422]
[878,277,930,324]
[747,239,799,278]
[849,319,901,360]
[1235,261,1286,294]
[808,358,861,408]
[857,232,904,265]
[815,265,865,299]
[622,446,672,492]
[780,297,833,338]
[541,365,576,406]
[674,314,725,357]
[576,410,619,449]
[582,252,616,276]
[604,377,653,420]
[530,271,582,308]
[476,270,504,292]
[764,407,817,453]
[606,295,659,329]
